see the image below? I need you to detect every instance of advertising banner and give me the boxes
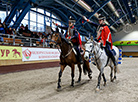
[113,40,138,46]
[22,47,60,61]
[0,46,22,60]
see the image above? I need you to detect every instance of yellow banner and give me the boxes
[0,46,22,60]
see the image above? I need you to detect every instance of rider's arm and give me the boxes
[88,21,99,28]
[83,16,99,28]
[53,22,68,30]
[56,25,68,30]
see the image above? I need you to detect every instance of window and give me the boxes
[30,22,36,31]
[30,11,36,22]
[0,11,6,22]
[38,14,44,24]
[38,8,44,14]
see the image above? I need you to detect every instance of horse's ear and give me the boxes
[85,36,88,42]
[91,36,94,41]
[56,27,59,33]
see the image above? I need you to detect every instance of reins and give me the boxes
[51,33,73,58]
[94,45,102,61]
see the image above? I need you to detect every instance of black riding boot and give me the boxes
[111,55,117,66]
[79,54,83,64]
[77,49,83,64]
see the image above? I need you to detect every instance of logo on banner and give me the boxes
[12,49,21,58]
[23,49,31,59]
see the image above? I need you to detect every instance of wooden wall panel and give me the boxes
[0,59,59,66]
[122,52,138,57]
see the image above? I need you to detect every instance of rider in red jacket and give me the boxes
[83,15,117,67]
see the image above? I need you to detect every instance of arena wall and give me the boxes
[113,23,138,57]
[0,45,60,74]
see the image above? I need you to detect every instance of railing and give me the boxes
[0,33,52,48]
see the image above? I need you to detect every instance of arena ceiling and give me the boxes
[0,0,138,37]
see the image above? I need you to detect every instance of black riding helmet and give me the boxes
[68,16,76,24]
[98,15,106,20]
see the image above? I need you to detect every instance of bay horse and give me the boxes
[50,28,92,89]
[84,36,120,91]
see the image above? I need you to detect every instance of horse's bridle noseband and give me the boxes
[85,42,94,54]
[85,42,102,61]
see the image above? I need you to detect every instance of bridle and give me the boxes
[51,32,73,58]
[85,42,94,56]
[85,41,102,61]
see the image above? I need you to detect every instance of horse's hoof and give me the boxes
[95,87,100,92]
[57,85,61,89]
[57,88,62,91]
[76,80,81,83]
[111,79,114,82]
[89,76,92,79]
[103,82,106,86]
[70,84,74,87]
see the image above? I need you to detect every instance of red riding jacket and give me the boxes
[97,25,113,49]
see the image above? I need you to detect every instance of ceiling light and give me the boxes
[74,0,92,12]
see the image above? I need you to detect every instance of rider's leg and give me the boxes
[74,45,83,64]
[106,43,117,66]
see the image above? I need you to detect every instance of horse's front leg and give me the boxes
[102,73,106,86]
[57,65,66,89]
[110,65,114,82]
[77,64,82,83]
[71,65,75,87]
[96,67,104,91]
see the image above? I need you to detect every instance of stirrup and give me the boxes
[92,62,96,66]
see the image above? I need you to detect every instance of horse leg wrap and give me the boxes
[57,71,62,88]
[71,73,74,86]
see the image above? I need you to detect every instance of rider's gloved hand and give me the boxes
[52,21,56,25]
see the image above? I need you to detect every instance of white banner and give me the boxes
[22,47,60,61]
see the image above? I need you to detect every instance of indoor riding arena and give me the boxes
[0,0,138,102]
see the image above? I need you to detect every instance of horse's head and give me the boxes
[84,36,94,61]
[49,27,62,46]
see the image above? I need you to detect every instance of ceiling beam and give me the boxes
[121,0,136,23]
[78,0,111,30]
[30,9,67,25]
[55,0,83,17]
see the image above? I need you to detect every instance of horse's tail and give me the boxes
[83,60,90,75]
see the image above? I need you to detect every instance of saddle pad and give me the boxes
[112,49,116,56]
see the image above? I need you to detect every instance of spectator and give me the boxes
[7,27,13,38]
[43,37,48,47]
[0,18,3,26]
[3,22,8,34]
[13,28,18,36]
[0,24,5,34]
[0,24,4,43]
[25,25,29,32]
[19,24,25,34]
